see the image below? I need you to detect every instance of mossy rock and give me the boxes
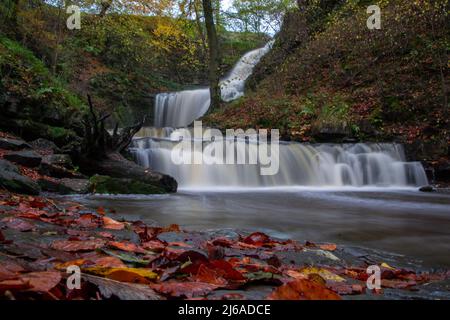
[88,175,166,195]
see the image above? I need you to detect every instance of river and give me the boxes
[76,189,450,269]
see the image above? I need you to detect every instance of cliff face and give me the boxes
[204,0,449,171]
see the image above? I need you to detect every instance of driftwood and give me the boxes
[79,95,177,193]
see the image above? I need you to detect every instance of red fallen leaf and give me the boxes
[97,231,115,239]
[142,240,166,252]
[97,207,106,216]
[51,239,106,252]
[2,217,34,232]
[133,223,181,242]
[150,281,218,298]
[191,264,228,286]
[211,237,234,247]
[208,260,246,281]
[109,241,146,253]
[0,279,32,292]
[102,217,125,230]
[319,243,337,251]
[29,199,47,209]
[268,279,341,300]
[75,214,101,228]
[0,267,17,281]
[242,232,271,246]
[20,271,62,292]
[0,230,5,242]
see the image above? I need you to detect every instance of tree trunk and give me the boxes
[202,0,221,110]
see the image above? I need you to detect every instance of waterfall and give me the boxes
[130,132,428,189]
[154,41,274,128]
[135,41,428,190]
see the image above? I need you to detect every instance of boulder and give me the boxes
[29,138,62,154]
[60,178,89,194]
[0,138,31,151]
[88,175,166,195]
[38,178,89,194]
[3,151,42,168]
[42,154,73,168]
[419,185,436,193]
[0,159,41,195]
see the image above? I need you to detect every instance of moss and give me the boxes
[89,175,166,195]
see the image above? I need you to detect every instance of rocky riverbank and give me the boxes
[0,133,172,196]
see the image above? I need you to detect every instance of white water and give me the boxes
[136,41,428,190]
[154,41,274,128]
[131,131,428,189]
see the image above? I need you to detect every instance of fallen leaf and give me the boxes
[242,232,271,246]
[103,217,125,230]
[190,264,228,286]
[51,239,106,252]
[97,207,106,216]
[83,267,158,284]
[268,279,341,300]
[20,271,62,292]
[299,267,345,282]
[108,241,146,253]
[0,279,31,292]
[150,281,217,298]
[82,274,163,300]
[319,243,337,251]
[29,199,47,209]
[2,217,34,232]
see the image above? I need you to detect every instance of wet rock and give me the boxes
[4,151,42,168]
[60,178,89,194]
[419,185,436,193]
[0,138,31,150]
[0,159,41,195]
[38,178,89,194]
[88,175,166,195]
[42,154,73,168]
[29,138,61,154]
[311,123,353,142]
[38,163,85,179]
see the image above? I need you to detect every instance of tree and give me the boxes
[202,0,220,110]
[226,0,295,33]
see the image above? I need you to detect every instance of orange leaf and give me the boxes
[97,207,106,215]
[103,217,125,230]
[109,241,146,253]
[268,279,341,300]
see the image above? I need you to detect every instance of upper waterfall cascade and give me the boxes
[154,41,274,128]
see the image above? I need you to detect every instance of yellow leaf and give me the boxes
[83,267,158,283]
[381,263,396,270]
[299,267,345,282]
